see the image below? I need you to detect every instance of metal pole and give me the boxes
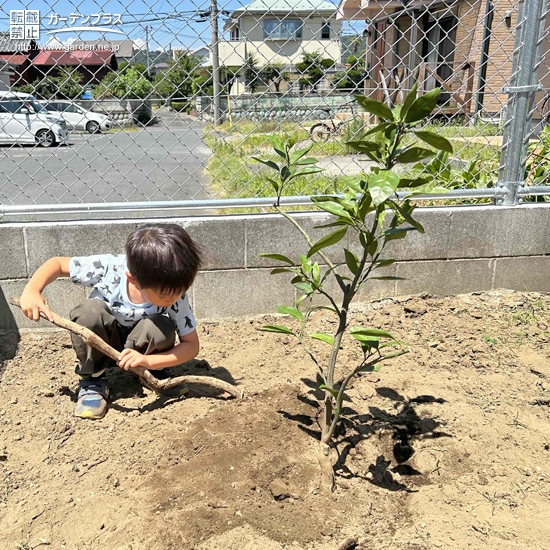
[496,0,544,205]
[211,0,222,125]
[145,25,151,78]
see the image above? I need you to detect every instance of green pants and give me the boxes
[69,298,176,377]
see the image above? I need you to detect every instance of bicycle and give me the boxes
[309,102,360,143]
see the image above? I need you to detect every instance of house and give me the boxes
[215,0,343,94]
[173,46,210,62]
[0,61,12,91]
[70,39,135,64]
[26,49,118,86]
[0,30,37,86]
[336,0,546,118]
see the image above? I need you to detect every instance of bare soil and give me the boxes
[1,290,550,550]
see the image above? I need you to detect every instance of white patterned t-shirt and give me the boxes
[68,254,196,336]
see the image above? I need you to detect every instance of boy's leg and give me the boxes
[70,299,122,419]
[70,299,122,376]
[124,315,188,397]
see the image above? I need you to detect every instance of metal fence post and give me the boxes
[496,0,545,205]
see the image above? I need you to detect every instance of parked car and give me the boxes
[0,93,67,147]
[41,101,112,133]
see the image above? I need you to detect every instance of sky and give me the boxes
[0,0,364,51]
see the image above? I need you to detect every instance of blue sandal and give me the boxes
[75,378,109,419]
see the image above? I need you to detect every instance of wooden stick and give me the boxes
[10,298,243,399]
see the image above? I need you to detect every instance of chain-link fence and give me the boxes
[0,0,549,220]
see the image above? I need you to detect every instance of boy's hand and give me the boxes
[19,289,54,322]
[118,349,151,370]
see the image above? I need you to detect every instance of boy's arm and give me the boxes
[20,257,71,322]
[118,329,200,371]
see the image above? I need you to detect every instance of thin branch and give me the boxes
[10,298,243,399]
[275,206,336,271]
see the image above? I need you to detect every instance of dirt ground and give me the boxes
[1,289,550,550]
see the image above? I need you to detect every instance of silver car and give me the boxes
[0,96,67,147]
[42,100,113,133]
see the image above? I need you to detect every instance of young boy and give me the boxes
[19,223,203,419]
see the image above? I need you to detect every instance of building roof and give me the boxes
[70,39,134,58]
[33,49,116,66]
[0,31,36,52]
[232,0,338,14]
[0,53,29,67]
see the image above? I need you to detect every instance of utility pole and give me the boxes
[145,25,151,78]
[210,0,222,125]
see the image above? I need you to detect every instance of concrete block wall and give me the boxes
[1,204,549,333]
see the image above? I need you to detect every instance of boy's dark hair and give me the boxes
[125,224,202,294]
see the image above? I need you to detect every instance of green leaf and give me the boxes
[311,332,335,345]
[414,131,453,153]
[311,197,353,220]
[271,136,287,158]
[395,147,435,164]
[354,94,395,121]
[260,253,294,264]
[277,305,303,320]
[299,254,312,275]
[404,88,441,123]
[290,146,312,163]
[375,259,396,268]
[295,157,319,165]
[368,170,400,206]
[363,122,396,137]
[259,324,296,335]
[350,326,397,340]
[392,202,425,234]
[265,177,281,194]
[400,81,418,121]
[312,262,321,286]
[270,267,294,275]
[307,226,347,258]
[319,384,339,399]
[360,337,380,350]
[295,282,313,294]
[251,157,280,172]
[344,248,360,275]
[296,293,308,308]
[383,227,416,241]
[398,176,431,188]
[345,140,381,155]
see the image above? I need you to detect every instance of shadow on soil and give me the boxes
[0,287,20,382]
[279,378,452,492]
[59,359,240,413]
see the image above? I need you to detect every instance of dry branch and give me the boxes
[10,297,243,399]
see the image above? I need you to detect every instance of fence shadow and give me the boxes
[0,287,20,382]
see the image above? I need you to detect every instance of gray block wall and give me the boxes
[1,204,549,333]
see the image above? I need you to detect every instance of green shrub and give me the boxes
[171,101,189,112]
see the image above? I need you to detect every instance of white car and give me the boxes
[0,95,67,147]
[41,101,112,133]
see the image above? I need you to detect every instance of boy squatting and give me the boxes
[19,224,203,419]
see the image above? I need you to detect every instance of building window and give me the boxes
[321,22,330,39]
[230,26,240,41]
[264,19,303,40]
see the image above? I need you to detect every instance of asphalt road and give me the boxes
[0,112,212,207]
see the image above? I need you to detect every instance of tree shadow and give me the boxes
[278,382,451,492]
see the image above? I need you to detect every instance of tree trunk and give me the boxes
[318,393,335,492]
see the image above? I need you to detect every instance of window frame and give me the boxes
[263,19,303,40]
[321,21,331,40]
